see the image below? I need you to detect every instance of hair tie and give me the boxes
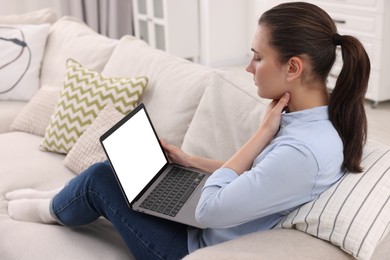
[332,33,342,46]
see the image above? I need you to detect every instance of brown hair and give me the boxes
[259,2,370,172]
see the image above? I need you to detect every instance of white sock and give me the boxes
[8,199,56,224]
[5,187,63,200]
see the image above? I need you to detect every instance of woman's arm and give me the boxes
[160,140,224,174]
[195,143,319,228]
[161,92,289,175]
[187,156,225,174]
[222,93,290,175]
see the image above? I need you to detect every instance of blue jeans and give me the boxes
[51,161,190,260]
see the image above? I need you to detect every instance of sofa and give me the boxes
[1,8,389,260]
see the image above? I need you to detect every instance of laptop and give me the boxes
[100,103,208,228]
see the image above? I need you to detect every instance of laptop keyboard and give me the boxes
[139,167,206,217]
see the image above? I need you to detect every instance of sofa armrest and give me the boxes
[184,229,354,260]
[0,101,26,133]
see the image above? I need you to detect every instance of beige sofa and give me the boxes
[1,9,389,260]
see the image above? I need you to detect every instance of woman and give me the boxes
[6,2,370,259]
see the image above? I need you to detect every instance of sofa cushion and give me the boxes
[64,104,124,174]
[0,132,73,199]
[184,228,353,260]
[10,86,61,136]
[0,8,57,25]
[181,69,268,161]
[102,36,212,147]
[40,16,118,88]
[41,59,148,154]
[0,132,133,259]
[371,231,390,260]
[0,23,50,101]
[0,101,26,133]
[277,140,390,260]
[0,217,133,260]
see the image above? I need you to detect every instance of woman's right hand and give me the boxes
[160,139,225,174]
[160,139,192,167]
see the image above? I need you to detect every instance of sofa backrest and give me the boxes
[0,8,57,25]
[102,36,213,147]
[40,16,118,88]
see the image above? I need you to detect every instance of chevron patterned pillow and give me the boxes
[40,58,148,154]
[64,104,124,174]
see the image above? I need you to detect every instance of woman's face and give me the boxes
[246,25,289,100]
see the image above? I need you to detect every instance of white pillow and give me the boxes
[10,86,61,136]
[277,140,390,260]
[181,69,268,161]
[0,23,50,101]
[64,105,124,174]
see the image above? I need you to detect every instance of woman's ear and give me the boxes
[286,56,303,81]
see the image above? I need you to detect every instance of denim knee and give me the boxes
[81,161,118,192]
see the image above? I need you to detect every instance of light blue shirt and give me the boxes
[187,106,344,252]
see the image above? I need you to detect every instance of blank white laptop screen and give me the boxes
[101,108,167,202]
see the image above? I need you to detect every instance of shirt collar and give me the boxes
[281,106,329,126]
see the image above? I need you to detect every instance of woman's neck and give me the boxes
[287,82,329,112]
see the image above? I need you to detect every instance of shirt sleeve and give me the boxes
[195,143,319,228]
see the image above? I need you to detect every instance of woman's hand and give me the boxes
[221,92,290,175]
[160,139,191,167]
[160,139,225,174]
[260,92,290,137]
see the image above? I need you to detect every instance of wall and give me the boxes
[198,0,275,67]
[199,0,250,67]
[247,0,270,54]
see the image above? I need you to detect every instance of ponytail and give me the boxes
[328,35,370,172]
